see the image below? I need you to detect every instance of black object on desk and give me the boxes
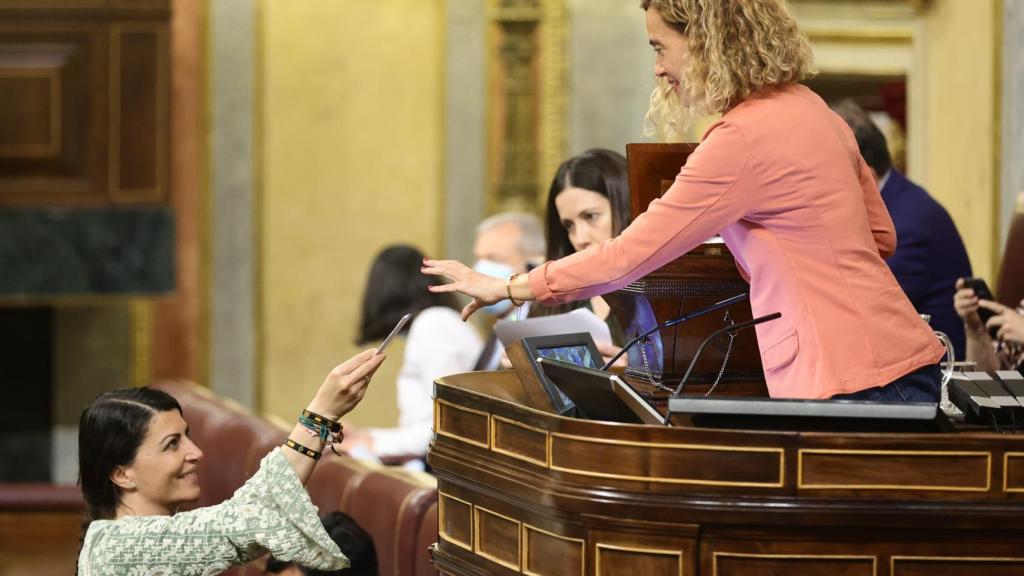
[538,358,665,425]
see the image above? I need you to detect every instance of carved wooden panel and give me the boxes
[0,24,106,202]
[439,492,473,551]
[474,506,521,571]
[523,524,584,576]
[0,3,168,206]
[110,23,167,201]
[798,449,991,492]
[890,556,1024,576]
[596,544,684,576]
[491,414,548,467]
[712,553,876,576]
[436,399,490,448]
[549,432,784,488]
[1004,452,1024,491]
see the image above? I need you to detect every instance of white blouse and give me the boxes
[368,307,483,457]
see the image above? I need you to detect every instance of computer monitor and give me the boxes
[517,333,603,415]
[538,358,665,425]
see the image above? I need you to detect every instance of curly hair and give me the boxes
[641,0,814,139]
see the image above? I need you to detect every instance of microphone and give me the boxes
[600,293,749,371]
[670,312,782,398]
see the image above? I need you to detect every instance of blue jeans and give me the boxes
[831,364,941,403]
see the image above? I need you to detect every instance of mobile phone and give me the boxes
[376,313,412,355]
[963,277,998,337]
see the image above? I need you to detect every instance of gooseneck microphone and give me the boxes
[670,312,782,398]
[600,292,750,371]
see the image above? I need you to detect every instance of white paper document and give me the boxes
[494,307,612,348]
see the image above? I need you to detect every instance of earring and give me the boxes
[127,482,136,489]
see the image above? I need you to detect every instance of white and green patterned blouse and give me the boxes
[78,448,348,576]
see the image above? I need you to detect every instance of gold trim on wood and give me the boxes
[473,504,522,572]
[0,68,61,158]
[131,299,151,387]
[548,432,785,488]
[805,27,914,44]
[536,0,566,211]
[438,491,473,552]
[522,523,585,576]
[890,555,1024,573]
[435,398,491,449]
[595,543,683,576]
[490,414,550,467]
[1003,452,1024,492]
[713,552,878,576]
[797,449,992,492]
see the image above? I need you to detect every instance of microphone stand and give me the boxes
[664,312,782,425]
[600,292,749,371]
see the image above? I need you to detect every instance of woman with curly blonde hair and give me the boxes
[424,0,946,402]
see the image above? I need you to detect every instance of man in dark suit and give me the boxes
[834,100,972,358]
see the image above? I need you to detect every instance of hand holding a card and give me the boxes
[307,349,387,422]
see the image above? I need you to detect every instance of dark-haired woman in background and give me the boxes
[265,511,378,576]
[77,350,385,574]
[341,245,482,461]
[532,148,632,358]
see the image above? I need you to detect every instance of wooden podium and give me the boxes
[428,371,1024,576]
[427,143,1024,575]
[607,143,765,398]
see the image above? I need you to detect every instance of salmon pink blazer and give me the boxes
[528,84,944,399]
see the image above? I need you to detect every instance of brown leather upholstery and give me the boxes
[306,456,377,514]
[996,207,1024,307]
[345,470,438,576]
[413,501,439,576]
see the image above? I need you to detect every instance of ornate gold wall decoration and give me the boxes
[487,0,566,215]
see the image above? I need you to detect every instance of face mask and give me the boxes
[473,259,516,316]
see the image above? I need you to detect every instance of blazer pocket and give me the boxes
[761,329,799,371]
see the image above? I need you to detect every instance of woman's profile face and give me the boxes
[645,8,689,94]
[116,410,203,515]
[555,186,613,253]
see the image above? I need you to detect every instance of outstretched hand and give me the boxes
[422,258,506,321]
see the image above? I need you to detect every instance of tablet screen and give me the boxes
[535,344,598,369]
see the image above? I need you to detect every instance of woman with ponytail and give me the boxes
[76,350,385,575]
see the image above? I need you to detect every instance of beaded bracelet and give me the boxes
[284,438,321,461]
[506,273,525,307]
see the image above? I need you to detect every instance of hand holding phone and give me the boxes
[963,277,998,338]
[376,313,413,355]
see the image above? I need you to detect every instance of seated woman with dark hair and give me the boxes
[77,350,385,574]
[265,511,378,576]
[341,245,482,460]
[533,149,632,344]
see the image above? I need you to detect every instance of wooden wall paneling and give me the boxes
[0,23,107,204]
[109,22,168,202]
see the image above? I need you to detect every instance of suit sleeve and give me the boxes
[528,122,753,304]
[858,156,897,257]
